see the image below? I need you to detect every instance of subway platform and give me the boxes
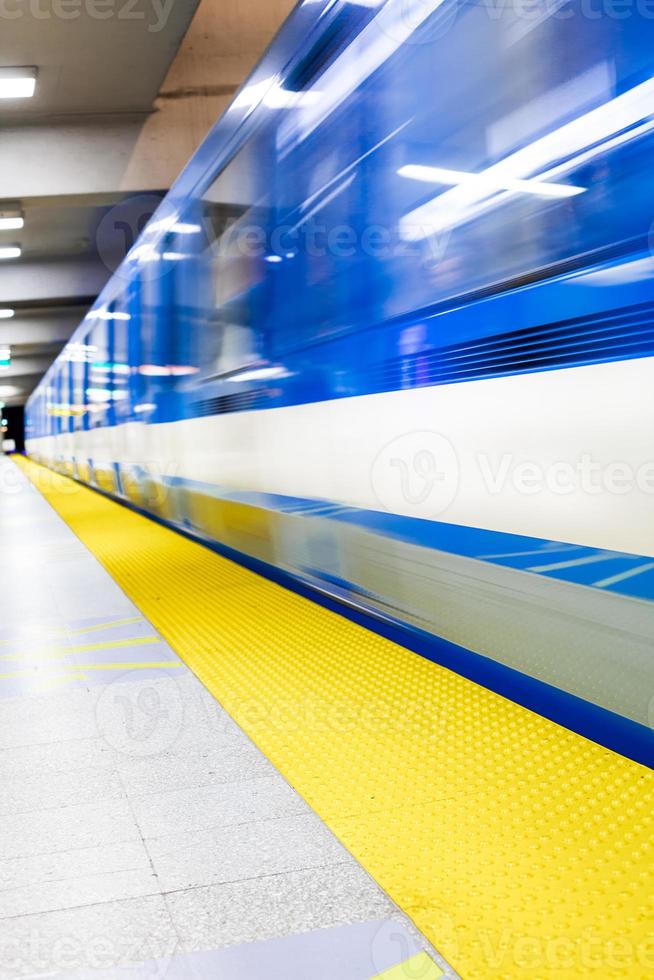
[0,456,447,980]
[0,454,653,980]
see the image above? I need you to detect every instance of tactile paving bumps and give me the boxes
[20,457,654,980]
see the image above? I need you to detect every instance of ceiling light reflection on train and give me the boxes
[65,343,97,363]
[398,165,585,198]
[87,309,131,322]
[90,362,130,375]
[401,72,654,240]
[131,244,160,263]
[234,76,322,111]
[86,388,129,402]
[226,365,291,382]
[171,223,202,235]
[138,365,199,377]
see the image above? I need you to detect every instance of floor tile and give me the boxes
[166,863,397,952]
[0,840,159,919]
[0,894,178,980]
[130,774,308,840]
[0,797,139,860]
[146,811,348,892]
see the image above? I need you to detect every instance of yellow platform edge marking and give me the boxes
[67,616,144,635]
[17,458,654,980]
[74,661,182,671]
[0,662,181,679]
[0,618,145,647]
[0,635,161,662]
[373,953,443,980]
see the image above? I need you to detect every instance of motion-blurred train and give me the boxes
[26,0,654,764]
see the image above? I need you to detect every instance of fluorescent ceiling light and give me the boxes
[0,386,19,397]
[399,164,585,198]
[0,247,21,260]
[0,67,37,99]
[0,215,24,231]
[0,309,14,319]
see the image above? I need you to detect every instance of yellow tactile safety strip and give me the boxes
[18,458,654,980]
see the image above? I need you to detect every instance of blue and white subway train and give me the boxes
[26,0,654,764]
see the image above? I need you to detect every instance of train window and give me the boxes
[193,1,654,363]
[86,322,111,429]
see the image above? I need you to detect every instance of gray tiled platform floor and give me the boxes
[0,459,456,979]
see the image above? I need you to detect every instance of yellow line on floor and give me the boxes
[0,670,88,682]
[17,457,654,980]
[0,662,180,679]
[0,618,144,648]
[74,662,183,671]
[373,953,443,979]
[0,635,160,662]
[66,616,145,635]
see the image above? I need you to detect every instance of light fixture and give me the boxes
[398,165,585,199]
[0,246,21,260]
[0,309,14,319]
[0,385,19,397]
[0,67,37,100]
[0,209,24,231]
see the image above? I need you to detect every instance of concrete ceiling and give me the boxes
[2,1,201,118]
[0,0,295,407]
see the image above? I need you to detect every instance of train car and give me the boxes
[25,0,654,764]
